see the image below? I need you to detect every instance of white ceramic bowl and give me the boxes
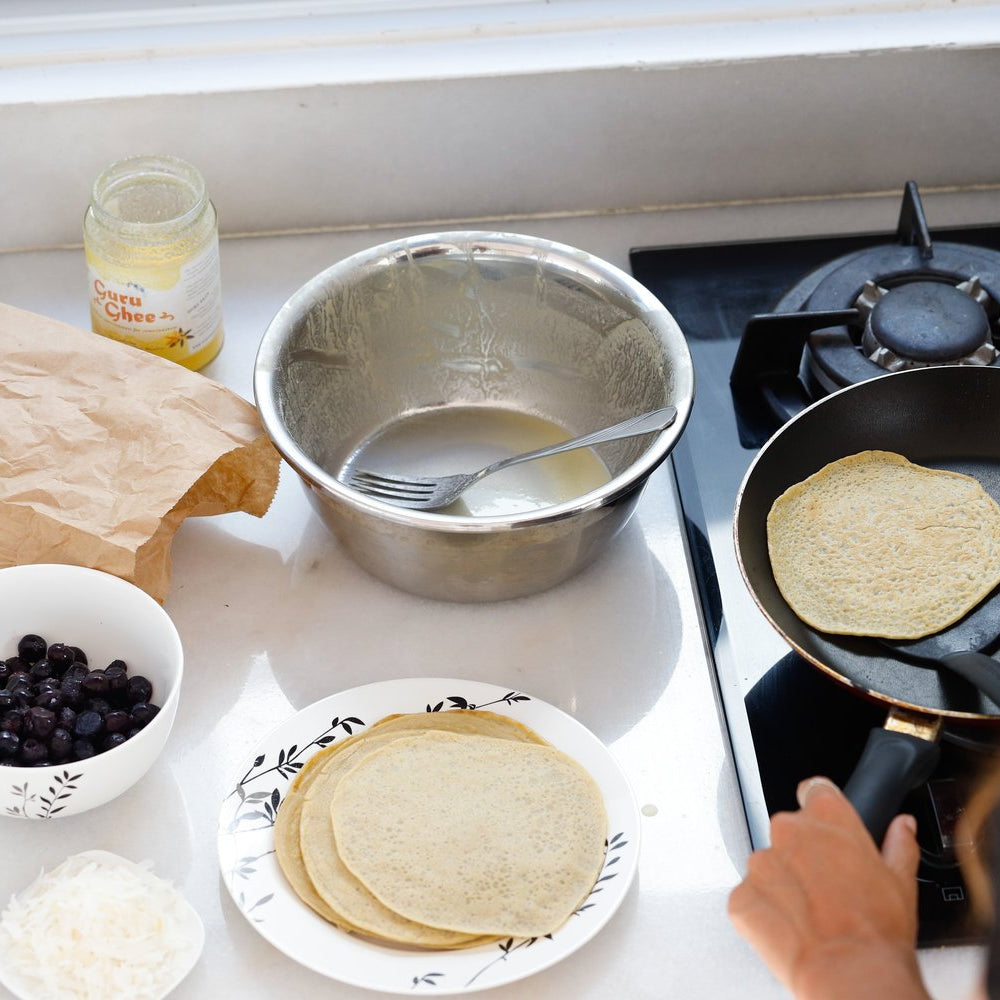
[0,564,183,820]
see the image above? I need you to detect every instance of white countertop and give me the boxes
[0,210,988,999]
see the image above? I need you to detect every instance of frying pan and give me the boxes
[734,364,1000,844]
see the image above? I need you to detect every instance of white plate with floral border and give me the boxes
[217,677,640,995]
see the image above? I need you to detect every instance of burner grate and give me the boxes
[728,182,1000,446]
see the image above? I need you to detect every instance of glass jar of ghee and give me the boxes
[83,154,224,370]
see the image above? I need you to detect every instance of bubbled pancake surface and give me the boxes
[766,450,1000,639]
[330,731,608,939]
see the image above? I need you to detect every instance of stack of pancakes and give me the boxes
[275,710,607,948]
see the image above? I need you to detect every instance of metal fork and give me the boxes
[343,405,678,510]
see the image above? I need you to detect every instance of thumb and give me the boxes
[881,813,921,889]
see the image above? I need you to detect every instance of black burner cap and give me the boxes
[869,281,990,361]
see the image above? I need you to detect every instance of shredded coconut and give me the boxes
[0,851,203,1000]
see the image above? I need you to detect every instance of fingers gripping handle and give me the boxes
[843,727,941,845]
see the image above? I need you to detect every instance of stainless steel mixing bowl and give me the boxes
[254,231,695,602]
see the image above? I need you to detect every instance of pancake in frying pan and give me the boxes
[766,450,1000,640]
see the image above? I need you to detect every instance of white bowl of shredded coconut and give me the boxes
[0,850,204,1000]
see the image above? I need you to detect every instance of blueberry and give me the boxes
[104,709,131,735]
[73,710,103,740]
[86,698,112,718]
[1,710,24,735]
[19,738,47,765]
[101,732,128,752]
[48,728,71,760]
[0,730,19,758]
[8,687,31,709]
[105,664,128,703]
[46,643,76,672]
[16,635,47,665]
[126,676,153,705]
[5,671,30,692]
[82,670,109,698]
[24,707,56,741]
[28,659,54,683]
[71,738,96,760]
[70,646,88,665]
[130,702,160,729]
[59,677,84,709]
[63,663,88,684]
[33,688,64,712]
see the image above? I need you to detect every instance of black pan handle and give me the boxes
[843,726,941,844]
[940,651,1000,709]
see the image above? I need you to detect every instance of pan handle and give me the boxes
[940,651,1000,709]
[843,712,942,845]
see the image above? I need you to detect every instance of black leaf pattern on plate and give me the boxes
[5,770,83,819]
[425,692,531,714]
[463,936,551,988]
[576,831,628,913]
[225,715,365,814]
[221,715,367,890]
[411,971,444,988]
[225,786,283,833]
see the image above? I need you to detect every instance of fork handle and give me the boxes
[479,405,679,479]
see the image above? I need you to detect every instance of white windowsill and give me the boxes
[3,2,1000,253]
[4,1,1000,100]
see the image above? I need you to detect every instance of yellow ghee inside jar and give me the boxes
[83,154,224,371]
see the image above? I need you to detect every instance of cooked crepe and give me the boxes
[279,710,545,947]
[273,716,407,932]
[273,738,362,931]
[331,731,608,939]
[766,450,1000,639]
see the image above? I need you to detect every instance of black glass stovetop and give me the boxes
[630,221,1000,947]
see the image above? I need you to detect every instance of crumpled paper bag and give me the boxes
[0,302,281,601]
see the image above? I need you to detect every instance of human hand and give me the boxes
[728,776,931,1000]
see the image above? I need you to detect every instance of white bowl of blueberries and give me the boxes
[0,564,183,819]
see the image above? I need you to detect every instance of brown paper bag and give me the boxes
[0,302,281,600]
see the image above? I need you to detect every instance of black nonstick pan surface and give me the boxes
[734,365,1000,839]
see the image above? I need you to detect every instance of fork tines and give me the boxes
[347,470,436,501]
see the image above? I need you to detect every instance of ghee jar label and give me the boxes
[87,240,224,369]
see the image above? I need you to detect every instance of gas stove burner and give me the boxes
[857,278,998,372]
[801,227,1000,393]
[730,181,1000,445]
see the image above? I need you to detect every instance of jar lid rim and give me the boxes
[88,154,209,233]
